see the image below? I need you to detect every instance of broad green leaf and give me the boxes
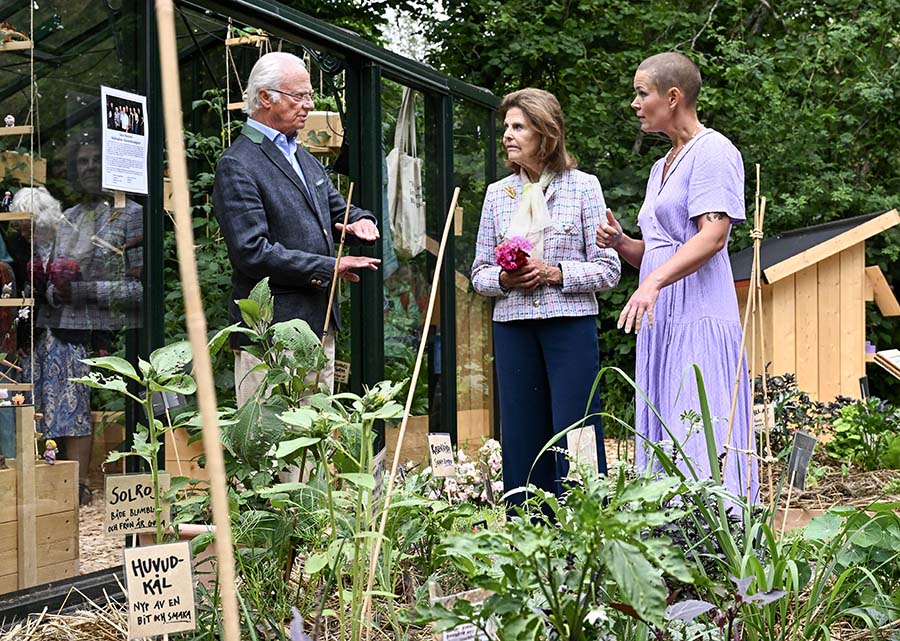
[279,407,317,428]
[305,552,329,575]
[274,436,321,459]
[602,539,667,627]
[340,473,376,490]
[80,356,139,381]
[237,299,261,326]
[271,319,325,371]
[804,513,844,540]
[150,341,192,376]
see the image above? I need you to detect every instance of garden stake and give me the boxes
[780,466,798,535]
[723,166,767,501]
[750,196,775,507]
[361,186,461,634]
[315,182,354,390]
[155,3,240,641]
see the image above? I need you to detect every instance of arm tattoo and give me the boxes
[704,212,727,222]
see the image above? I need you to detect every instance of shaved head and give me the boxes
[638,52,702,107]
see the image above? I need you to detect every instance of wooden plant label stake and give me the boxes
[428,584,494,641]
[786,431,817,491]
[751,404,775,433]
[371,446,387,499]
[333,359,350,385]
[105,473,171,536]
[427,433,455,478]
[124,540,196,638]
[113,191,126,209]
[566,425,599,476]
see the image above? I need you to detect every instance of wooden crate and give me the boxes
[165,427,208,481]
[0,459,79,594]
[90,411,126,486]
[385,415,430,470]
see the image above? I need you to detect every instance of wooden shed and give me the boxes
[731,209,900,401]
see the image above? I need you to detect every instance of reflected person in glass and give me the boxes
[33,133,143,505]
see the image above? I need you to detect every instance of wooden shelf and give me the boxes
[0,211,31,222]
[225,35,268,46]
[0,383,32,391]
[0,298,32,307]
[227,101,246,111]
[0,40,33,52]
[0,126,32,137]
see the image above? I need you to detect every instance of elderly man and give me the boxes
[213,52,380,403]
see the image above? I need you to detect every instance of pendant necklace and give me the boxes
[665,123,704,168]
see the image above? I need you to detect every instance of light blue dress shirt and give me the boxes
[246,118,310,193]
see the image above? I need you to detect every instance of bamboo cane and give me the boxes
[155,4,240,641]
[752,198,774,506]
[360,187,461,633]
[722,165,762,483]
[314,183,354,390]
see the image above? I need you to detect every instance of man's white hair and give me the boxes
[11,187,62,232]
[244,52,307,115]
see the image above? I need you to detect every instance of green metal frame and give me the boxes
[155,0,499,446]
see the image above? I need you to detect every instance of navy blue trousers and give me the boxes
[493,315,607,504]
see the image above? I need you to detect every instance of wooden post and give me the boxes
[155,3,240,641]
[16,405,36,588]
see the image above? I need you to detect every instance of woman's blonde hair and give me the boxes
[498,88,576,174]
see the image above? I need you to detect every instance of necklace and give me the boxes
[664,123,704,168]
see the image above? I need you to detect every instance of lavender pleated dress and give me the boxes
[634,129,759,503]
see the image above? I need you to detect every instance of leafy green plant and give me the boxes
[827,396,900,470]
[73,342,195,543]
[414,465,698,640]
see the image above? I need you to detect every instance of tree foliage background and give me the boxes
[419,0,900,408]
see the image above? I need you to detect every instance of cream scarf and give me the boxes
[506,170,555,262]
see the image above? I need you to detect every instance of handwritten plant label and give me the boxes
[427,433,456,478]
[124,541,196,638]
[105,473,171,536]
[372,446,387,499]
[334,359,351,385]
[429,584,493,641]
[566,425,599,476]
[752,404,775,433]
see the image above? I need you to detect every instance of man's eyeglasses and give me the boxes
[268,88,316,104]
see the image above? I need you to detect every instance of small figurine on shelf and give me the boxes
[43,439,57,465]
[11,393,24,405]
[3,115,13,128]
[0,22,29,44]
[0,190,12,212]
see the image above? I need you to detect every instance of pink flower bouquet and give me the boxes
[495,236,532,271]
[48,257,82,288]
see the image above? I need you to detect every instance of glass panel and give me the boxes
[453,101,495,450]
[380,77,435,463]
[0,0,145,587]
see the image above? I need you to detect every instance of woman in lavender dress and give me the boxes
[596,52,758,502]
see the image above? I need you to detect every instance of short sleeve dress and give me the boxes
[634,129,758,502]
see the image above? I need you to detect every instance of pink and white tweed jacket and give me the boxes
[471,169,621,322]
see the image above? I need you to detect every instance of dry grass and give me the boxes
[0,587,130,641]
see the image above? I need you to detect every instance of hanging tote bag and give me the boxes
[386,87,426,258]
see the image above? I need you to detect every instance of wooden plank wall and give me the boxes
[839,244,865,396]
[737,242,867,402]
[0,460,79,594]
[454,275,494,451]
[735,284,774,378]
